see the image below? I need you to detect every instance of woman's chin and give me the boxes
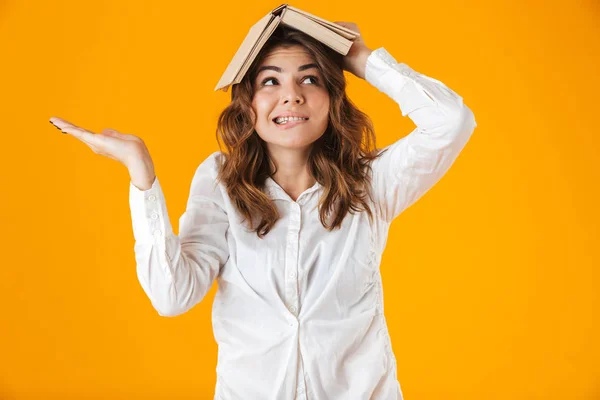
[264,136,321,150]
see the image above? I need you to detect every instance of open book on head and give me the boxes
[214,4,361,93]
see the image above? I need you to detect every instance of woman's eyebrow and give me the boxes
[257,63,318,74]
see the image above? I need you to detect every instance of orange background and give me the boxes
[1,0,598,398]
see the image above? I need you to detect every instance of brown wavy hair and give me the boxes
[215,25,386,238]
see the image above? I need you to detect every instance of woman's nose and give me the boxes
[282,88,304,104]
[281,82,304,104]
[283,94,304,104]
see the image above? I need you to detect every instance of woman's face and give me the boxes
[251,45,330,152]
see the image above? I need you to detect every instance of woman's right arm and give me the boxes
[129,152,229,317]
[49,117,229,317]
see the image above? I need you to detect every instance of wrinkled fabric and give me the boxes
[128,47,477,400]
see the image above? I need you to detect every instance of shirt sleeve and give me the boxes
[365,47,478,223]
[128,151,230,317]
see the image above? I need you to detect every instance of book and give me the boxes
[214,4,361,92]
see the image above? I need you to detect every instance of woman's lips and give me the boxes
[273,119,309,130]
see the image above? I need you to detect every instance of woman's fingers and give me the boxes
[49,116,105,148]
[50,116,146,168]
[101,128,119,137]
[101,128,137,141]
[50,115,114,157]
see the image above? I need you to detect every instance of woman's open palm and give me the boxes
[49,116,147,168]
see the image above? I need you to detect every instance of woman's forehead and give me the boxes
[261,46,314,65]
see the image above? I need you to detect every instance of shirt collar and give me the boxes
[264,176,322,203]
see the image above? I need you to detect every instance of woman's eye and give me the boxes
[261,76,319,86]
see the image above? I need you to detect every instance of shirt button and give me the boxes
[148,195,156,201]
[150,212,158,220]
[297,386,304,394]
[289,305,297,312]
[153,229,162,236]
[289,271,296,278]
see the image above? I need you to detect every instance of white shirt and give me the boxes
[129,47,477,400]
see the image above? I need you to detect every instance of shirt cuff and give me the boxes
[129,176,174,244]
[365,46,473,133]
[366,47,447,118]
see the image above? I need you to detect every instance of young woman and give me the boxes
[50,21,476,400]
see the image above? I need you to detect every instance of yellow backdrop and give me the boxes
[1,0,598,398]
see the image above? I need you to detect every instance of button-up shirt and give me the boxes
[129,47,477,399]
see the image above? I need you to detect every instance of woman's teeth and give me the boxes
[275,117,308,125]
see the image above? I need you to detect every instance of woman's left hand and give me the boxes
[334,21,373,80]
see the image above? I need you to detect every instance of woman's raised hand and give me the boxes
[333,21,373,80]
[50,116,156,190]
